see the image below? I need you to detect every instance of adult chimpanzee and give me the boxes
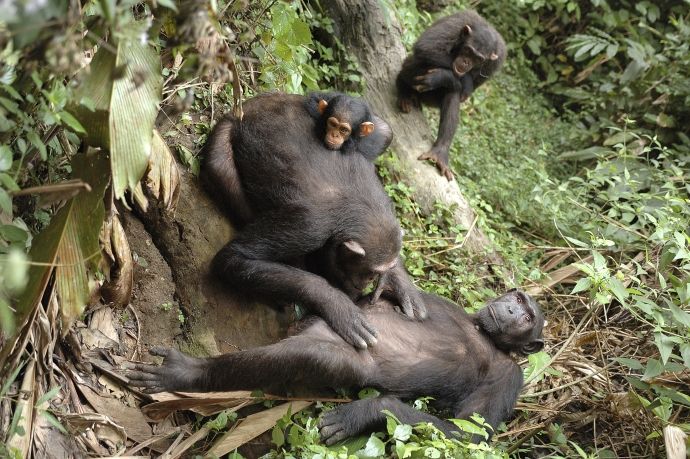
[199,92,425,350]
[397,10,506,180]
[128,289,545,443]
[304,92,393,161]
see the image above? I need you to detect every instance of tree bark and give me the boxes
[323,0,493,254]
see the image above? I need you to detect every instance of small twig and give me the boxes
[127,304,142,361]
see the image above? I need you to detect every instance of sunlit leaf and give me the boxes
[357,435,385,458]
[71,29,162,199]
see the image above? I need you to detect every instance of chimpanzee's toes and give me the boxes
[398,98,412,113]
[149,346,173,358]
[319,411,350,445]
[439,164,455,181]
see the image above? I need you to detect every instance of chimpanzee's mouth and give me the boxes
[325,142,340,150]
[453,64,466,76]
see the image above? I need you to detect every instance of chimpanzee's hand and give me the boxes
[413,68,451,93]
[319,400,374,445]
[323,302,378,350]
[419,146,454,181]
[127,347,203,393]
[372,265,427,320]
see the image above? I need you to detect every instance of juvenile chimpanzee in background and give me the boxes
[305,92,393,161]
[129,289,545,444]
[199,92,425,350]
[397,10,506,180]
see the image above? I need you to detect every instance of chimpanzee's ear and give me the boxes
[343,240,366,256]
[359,122,375,137]
[490,52,499,60]
[462,24,472,35]
[318,99,328,114]
[521,339,544,355]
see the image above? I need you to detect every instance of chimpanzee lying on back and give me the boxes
[128,289,544,444]
[397,10,506,180]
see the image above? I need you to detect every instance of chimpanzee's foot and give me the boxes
[127,347,203,393]
[418,149,454,181]
[319,403,368,445]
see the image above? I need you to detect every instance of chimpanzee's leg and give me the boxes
[418,91,461,180]
[128,327,372,394]
[319,396,458,445]
[212,213,378,349]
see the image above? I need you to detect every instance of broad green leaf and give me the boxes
[357,435,385,458]
[27,130,46,160]
[271,425,285,447]
[680,344,690,369]
[571,277,592,294]
[669,303,690,328]
[71,30,162,199]
[0,145,12,171]
[393,424,412,442]
[614,357,643,370]
[592,251,607,271]
[58,111,86,135]
[0,188,11,215]
[558,146,612,161]
[606,277,628,305]
[603,131,636,146]
[451,418,488,438]
[0,150,108,367]
[654,333,676,365]
[642,358,663,381]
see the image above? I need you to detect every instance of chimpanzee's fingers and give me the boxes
[399,296,415,318]
[370,281,385,304]
[323,427,349,445]
[415,300,429,320]
[126,369,160,384]
[356,319,378,347]
[440,164,455,181]
[149,346,172,358]
[418,151,437,163]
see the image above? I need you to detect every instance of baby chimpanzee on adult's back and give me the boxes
[129,289,545,444]
[305,92,393,161]
[397,10,506,180]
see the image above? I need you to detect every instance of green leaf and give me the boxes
[36,386,62,406]
[654,333,675,365]
[38,410,68,434]
[606,277,628,305]
[680,344,690,369]
[592,251,607,271]
[558,146,612,161]
[0,145,12,171]
[0,188,12,215]
[58,111,86,135]
[271,425,285,447]
[155,0,178,11]
[392,424,412,442]
[669,303,690,328]
[357,435,385,458]
[0,224,28,243]
[71,31,162,199]
[27,130,47,160]
[642,358,663,381]
[571,277,592,294]
[451,418,488,438]
[0,150,108,367]
[614,357,643,370]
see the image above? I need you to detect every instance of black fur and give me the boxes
[129,289,544,444]
[199,93,425,350]
[397,10,506,180]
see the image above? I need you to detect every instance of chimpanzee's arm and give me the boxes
[128,330,367,394]
[418,91,462,180]
[372,261,427,319]
[453,363,523,441]
[213,214,378,349]
[319,396,459,445]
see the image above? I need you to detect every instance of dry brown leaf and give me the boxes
[133,129,181,213]
[207,401,312,458]
[78,384,153,442]
[61,412,127,446]
[142,397,253,421]
[100,214,134,307]
[526,255,594,296]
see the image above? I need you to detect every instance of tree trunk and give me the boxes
[323,0,493,254]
